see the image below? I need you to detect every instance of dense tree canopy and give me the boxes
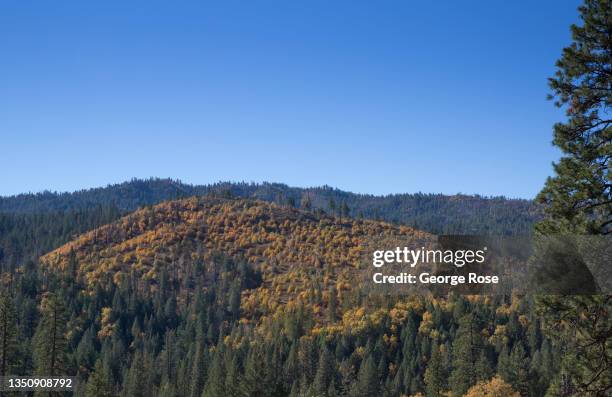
[0,197,563,396]
[535,2,612,396]
[536,0,611,235]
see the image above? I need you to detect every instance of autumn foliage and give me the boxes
[41,197,429,329]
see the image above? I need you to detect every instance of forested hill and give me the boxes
[40,197,431,327]
[6,196,558,396]
[0,178,540,235]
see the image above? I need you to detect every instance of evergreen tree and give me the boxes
[284,341,299,387]
[299,338,318,386]
[506,342,531,396]
[224,354,242,397]
[228,279,241,321]
[75,326,97,373]
[449,314,480,397]
[240,344,269,397]
[33,293,68,376]
[328,286,338,323]
[289,381,299,397]
[538,295,612,396]
[0,292,18,377]
[536,0,611,235]
[202,347,226,397]
[122,350,146,397]
[85,358,115,397]
[395,313,419,395]
[300,196,312,211]
[424,342,447,397]
[497,344,511,381]
[341,202,350,219]
[328,198,336,215]
[158,382,179,397]
[352,355,378,397]
[160,330,178,389]
[533,4,612,389]
[189,336,208,397]
[313,345,335,396]
[474,350,494,383]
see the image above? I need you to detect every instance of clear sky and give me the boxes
[0,1,580,198]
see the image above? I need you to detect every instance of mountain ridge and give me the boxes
[0,178,540,235]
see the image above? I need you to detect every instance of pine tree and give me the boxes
[202,345,226,397]
[424,342,447,397]
[341,202,350,219]
[506,342,531,396]
[0,292,18,377]
[299,338,318,385]
[300,196,312,211]
[158,382,179,397]
[75,326,97,373]
[289,381,299,397]
[85,358,115,397]
[284,341,299,387]
[313,345,335,396]
[328,198,336,215]
[177,344,195,397]
[395,313,419,395]
[328,286,338,323]
[474,351,494,383]
[449,314,480,397]
[352,355,378,397]
[228,279,241,321]
[33,293,68,376]
[533,6,612,389]
[240,344,269,397]
[536,0,611,235]
[537,295,612,396]
[497,344,511,381]
[122,350,146,397]
[527,317,541,354]
[224,354,242,397]
[189,336,208,397]
[160,330,178,388]
[539,339,555,381]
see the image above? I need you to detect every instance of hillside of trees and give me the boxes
[0,178,540,235]
[40,197,432,327]
[0,179,539,273]
[1,0,608,394]
[1,197,561,396]
[0,206,123,272]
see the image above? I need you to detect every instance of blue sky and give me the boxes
[0,1,580,198]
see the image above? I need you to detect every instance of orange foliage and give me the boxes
[462,376,520,397]
[40,197,431,332]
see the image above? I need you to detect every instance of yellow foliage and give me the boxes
[40,197,432,333]
[98,307,116,340]
[462,376,520,397]
[419,311,434,335]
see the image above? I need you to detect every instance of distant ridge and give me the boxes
[0,177,540,235]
